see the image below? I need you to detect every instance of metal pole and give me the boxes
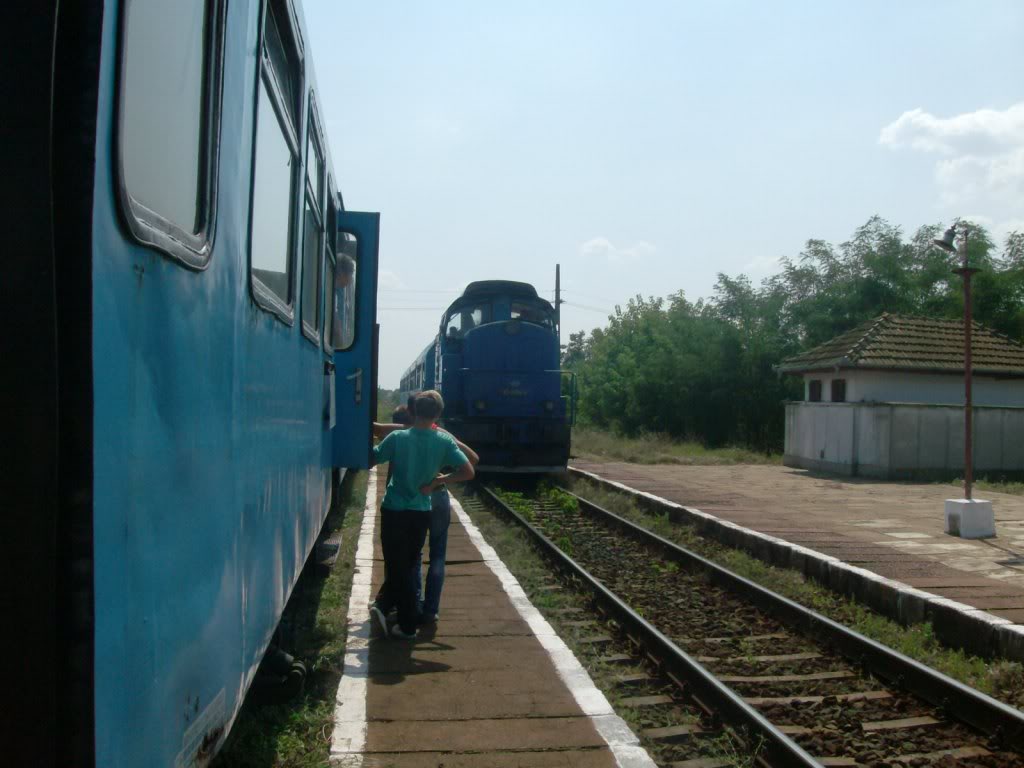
[555,263,561,348]
[958,231,974,501]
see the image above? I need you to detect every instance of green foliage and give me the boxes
[566,216,1024,451]
[540,482,580,513]
[493,488,536,522]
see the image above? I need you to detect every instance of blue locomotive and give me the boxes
[8,1,378,766]
[400,281,577,471]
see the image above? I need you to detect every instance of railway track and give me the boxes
[461,483,1024,768]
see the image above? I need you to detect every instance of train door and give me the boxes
[332,211,380,468]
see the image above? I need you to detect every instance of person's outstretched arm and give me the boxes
[434,427,480,466]
[373,422,408,439]
[419,460,474,495]
[454,439,480,466]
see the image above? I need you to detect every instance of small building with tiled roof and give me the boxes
[779,314,1024,479]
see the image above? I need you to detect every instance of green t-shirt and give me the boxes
[373,427,469,511]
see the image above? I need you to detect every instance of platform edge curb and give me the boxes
[568,466,1024,663]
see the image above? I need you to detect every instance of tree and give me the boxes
[563,216,1023,452]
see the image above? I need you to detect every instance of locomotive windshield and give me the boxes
[443,297,555,339]
[511,301,554,330]
[444,302,492,339]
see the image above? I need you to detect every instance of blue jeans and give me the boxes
[416,488,451,616]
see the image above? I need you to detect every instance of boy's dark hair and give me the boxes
[391,405,413,426]
[406,395,416,416]
[413,390,444,421]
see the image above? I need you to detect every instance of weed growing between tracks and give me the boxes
[461,486,759,767]
[212,471,368,768]
[560,475,1024,711]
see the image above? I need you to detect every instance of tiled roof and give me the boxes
[778,314,1024,377]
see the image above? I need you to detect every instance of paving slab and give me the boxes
[368,636,561,673]
[333,467,651,768]
[354,748,619,767]
[362,669,587,720]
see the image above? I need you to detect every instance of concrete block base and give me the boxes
[944,498,995,539]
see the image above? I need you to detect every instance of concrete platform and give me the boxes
[571,460,1024,661]
[330,468,656,768]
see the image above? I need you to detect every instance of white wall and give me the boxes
[784,402,1024,478]
[802,370,1024,407]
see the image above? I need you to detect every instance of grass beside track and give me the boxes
[571,427,780,466]
[212,471,368,768]
[557,476,1024,712]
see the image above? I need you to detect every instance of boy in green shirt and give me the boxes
[371,391,474,639]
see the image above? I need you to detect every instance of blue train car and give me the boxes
[398,340,438,405]
[8,2,378,766]
[401,281,577,471]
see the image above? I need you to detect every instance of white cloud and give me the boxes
[741,253,783,279]
[879,103,1024,241]
[579,236,656,263]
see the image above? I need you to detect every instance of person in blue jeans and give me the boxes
[417,438,478,622]
[372,396,479,625]
[370,391,476,638]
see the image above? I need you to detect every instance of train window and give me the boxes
[511,302,553,329]
[250,0,303,317]
[263,1,301,130]
[444,313,462,342]
[323,196,337,350]
[300,197,322,340]
[306,122,324,209]
[301,105,325,342]
[118,0,224,267]
[332,234,357,350]
[250,79,296,308]
[445,303,491,340]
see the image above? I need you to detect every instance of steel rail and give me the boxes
[476,485,822,768]
[563,488,1024,752]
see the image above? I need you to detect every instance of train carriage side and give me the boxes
[9,2,379,766]
[398,339,438,406]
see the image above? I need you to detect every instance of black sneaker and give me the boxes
[369,603,388,636]
[390,625,417,640]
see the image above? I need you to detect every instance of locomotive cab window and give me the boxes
[511,301,553,330]
[445,303,491,340]
[250,0,303,318]
[118,0,225,267]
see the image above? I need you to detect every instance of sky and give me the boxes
[303,1,1024,387]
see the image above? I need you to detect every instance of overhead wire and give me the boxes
[562,300,613,314]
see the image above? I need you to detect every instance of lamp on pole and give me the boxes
[932,223,978,501]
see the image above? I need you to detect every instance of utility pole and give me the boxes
[933,223,993,539]
[953,229,978,500]
[555,263,562,348]
[933,224,977,500]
